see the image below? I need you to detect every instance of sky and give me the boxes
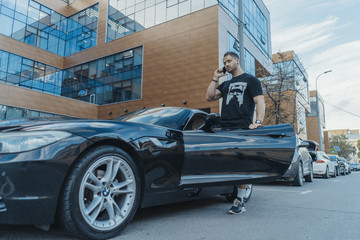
[262,0,360,131]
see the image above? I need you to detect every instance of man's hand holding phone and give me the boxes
[212,67,227,83]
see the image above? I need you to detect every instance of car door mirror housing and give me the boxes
[298,141,309,148]
[201,113,220,132]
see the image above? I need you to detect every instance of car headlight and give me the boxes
[0,131,72,153]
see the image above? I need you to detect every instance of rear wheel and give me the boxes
[59,146,141,240]
[304,164,313,182]
[323,166,330,179]
[293,162,304,186]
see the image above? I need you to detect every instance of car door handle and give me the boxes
[266,132,287,138]
[239,132,288,138]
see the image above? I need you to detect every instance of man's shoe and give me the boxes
[228,198,246,214]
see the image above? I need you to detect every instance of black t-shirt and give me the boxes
[217,73,263,129]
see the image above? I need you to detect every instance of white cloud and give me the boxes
[264,0,360,130]
[272,17,338,54]
[305,0,359,11]
[310,41,360,67]
[307,41,360,130]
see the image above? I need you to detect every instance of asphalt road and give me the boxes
[1,172,359,240]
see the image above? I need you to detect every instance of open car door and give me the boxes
[180,124,296,187]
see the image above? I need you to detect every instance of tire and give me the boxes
[225,184,253,203]
[58,146,141,240]
[337,167,340,176]
[323,166,330,179]
[332,168,337,178]
[293,161,304,186]
[304,163,313,182]
[224,186,237,202]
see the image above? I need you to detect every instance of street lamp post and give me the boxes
[237,0,245,70]
[316,70,332,151]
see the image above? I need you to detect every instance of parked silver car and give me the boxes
[340,157,351,174]
[282,138,313,186]
[329,155,345,175]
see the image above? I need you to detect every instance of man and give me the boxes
[206,51,265,214]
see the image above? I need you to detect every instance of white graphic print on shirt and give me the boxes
[226,82,248,107]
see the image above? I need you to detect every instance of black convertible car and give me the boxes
[0,107,297,239]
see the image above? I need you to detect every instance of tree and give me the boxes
[357,140,360,159]
[330,135,356,159]
[257,52,308,137]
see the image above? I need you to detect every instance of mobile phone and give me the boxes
[222,66,226,74]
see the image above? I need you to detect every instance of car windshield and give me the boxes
[114,108,188,129]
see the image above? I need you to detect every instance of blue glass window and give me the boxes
[0,104,66,121]
[0,45,143,105]
[219,0,269,58]
[243,0,269,57]
[227,32,255,76]
[0,0,98,56]
[107,0,216,42]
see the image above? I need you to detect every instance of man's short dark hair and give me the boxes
[224,51,239,60]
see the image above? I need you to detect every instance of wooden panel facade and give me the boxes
[97,6,220,119]
[0,35,64,69]
[272,51,294,64]
[0,83,98,118]
[306,116,320,144]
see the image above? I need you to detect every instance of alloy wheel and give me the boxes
[79,155,136,231]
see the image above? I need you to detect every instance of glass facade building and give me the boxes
[243,0,269,57]
[271,51,310,139]
[0,0,272,120]
[0,104,65,121]
[0,0,98,56]
[107,0,217,41]
[227,32,255,76]
[0,46,143,105]
[309,94,325,127]
[218,0,270,58]
[62,47,143,105]
[0,49,64,94]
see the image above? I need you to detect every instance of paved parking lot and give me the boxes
[1,172,359,240]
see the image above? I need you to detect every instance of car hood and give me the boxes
[0,118,174,142]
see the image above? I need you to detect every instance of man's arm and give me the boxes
[206,67,225,101]
[249,95,265,129]
[206,81,222,101]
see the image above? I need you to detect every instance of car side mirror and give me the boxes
[201,113,220,132]
[298,141,309,148]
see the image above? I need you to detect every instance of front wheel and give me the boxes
[59,146,141,240]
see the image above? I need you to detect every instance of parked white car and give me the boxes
[312,151,336,178]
